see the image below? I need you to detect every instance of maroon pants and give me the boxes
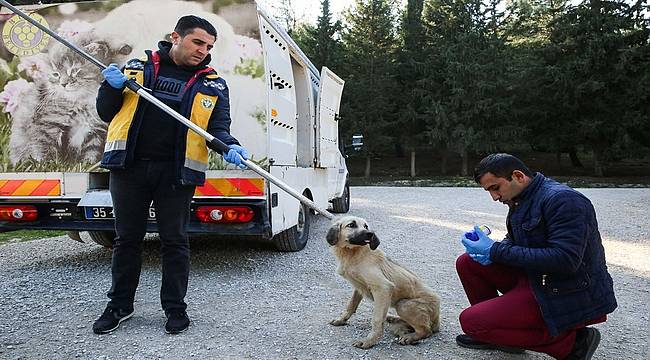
[456,253,598,359]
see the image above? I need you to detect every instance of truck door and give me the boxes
[260,16,297,167]
[315,67,345,168]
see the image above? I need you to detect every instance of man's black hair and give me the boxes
[473,153,533,183]
[174,15,217,39]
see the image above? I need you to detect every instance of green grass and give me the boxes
[0,229,65,246]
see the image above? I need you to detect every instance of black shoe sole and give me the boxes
[93,311,134,334]
[165,327,188,334]
[583,328,601,360]
[496,346,526,354]
[456,337,525,354]
[165,320,190,334]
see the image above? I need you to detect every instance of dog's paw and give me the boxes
[353,339,376,349]
[329,319,348,326]
[385,315,400,323]
[398,333,422,345]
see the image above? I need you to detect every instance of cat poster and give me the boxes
[0,0,265,172]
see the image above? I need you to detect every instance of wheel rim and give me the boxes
[296,204,306,237]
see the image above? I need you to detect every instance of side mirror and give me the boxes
[351,134,364,151]
[343,134,364,156]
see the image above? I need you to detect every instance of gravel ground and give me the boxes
[0,187,648,360]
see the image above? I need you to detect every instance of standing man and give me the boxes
[92,15,248,335]
[456,153,617,359]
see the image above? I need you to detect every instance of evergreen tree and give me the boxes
[502,1,585,167]
[421,0,510,175]
[543,0,650,175]
[292,0,343,71]
[339,0,399,177]
[395,0,425,176]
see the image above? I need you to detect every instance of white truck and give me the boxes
[0,0,351,251]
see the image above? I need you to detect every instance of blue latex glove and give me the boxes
[464,230,480,241]
[469,253,492,266]
[101,63,127,89]
[223,144,249,169]
[461,225,495,256]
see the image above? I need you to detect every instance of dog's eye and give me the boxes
[346,222,356,228]
[364,224,369,229]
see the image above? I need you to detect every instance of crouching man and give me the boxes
[456,153,617,360]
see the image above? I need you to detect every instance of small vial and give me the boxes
[464,224,491,241]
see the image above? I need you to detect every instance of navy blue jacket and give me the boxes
[490,173,617,336]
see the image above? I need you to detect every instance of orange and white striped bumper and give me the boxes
[195,178,264,197]
[0,179,61,196]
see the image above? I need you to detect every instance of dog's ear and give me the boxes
[369,233,380,250]
[326,222,340,246]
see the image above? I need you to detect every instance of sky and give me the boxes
[259,0,354,24]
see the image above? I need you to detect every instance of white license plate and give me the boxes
[84,207,156,220]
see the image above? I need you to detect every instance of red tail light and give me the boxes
[0,205,38,222]
[195,206,254,223]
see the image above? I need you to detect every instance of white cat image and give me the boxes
[5,0,265,167]
[8,31,131,164]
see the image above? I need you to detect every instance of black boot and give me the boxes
[566,327,601,360]
[456,334,525,354]
[165,310,190,334]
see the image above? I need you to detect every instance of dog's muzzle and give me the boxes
[350,231,380,250]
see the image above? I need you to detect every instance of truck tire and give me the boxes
[273,202,311,252]
[331,182,350,213]
[88,231,115,248]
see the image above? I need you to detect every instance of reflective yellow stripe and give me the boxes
[106,70,143,143]
[185,94,217,167]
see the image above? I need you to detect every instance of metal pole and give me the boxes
[0,0,336,220]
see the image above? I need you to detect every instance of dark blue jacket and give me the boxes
[490,173,617,336]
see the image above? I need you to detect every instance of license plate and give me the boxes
[84,207,156,220]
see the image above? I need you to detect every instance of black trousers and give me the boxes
[107,160,195,313]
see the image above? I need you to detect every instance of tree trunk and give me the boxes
[460,149,469,176]
[440,149,448,175]
[593,150,605,177]
[394,143,404,157]
[410,151,416,177]
[569,148,583,168]
[364,156,371,178]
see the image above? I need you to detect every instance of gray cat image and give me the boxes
[8,32,131,165]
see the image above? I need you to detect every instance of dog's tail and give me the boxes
[387,316,414,336]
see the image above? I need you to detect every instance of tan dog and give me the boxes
[326,216,441,349]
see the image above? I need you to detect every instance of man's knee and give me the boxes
[160,233,190,251]
[456,252,473,274]
[113,233,145,248]
[459,307,481,336]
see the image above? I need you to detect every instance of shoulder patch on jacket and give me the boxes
[206,74,220,79]
[203,77,227,91]
[125,58,145,70]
